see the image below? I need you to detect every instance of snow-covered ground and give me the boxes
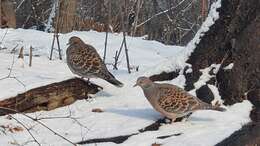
[0,28,182,100]
[0,2,253,144]
[0,28,252,146]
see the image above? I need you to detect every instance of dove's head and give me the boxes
[67,36,84,45]
[134,76,153,89]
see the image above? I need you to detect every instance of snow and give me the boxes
[208,84,223,105]
[0,28,252,146]
[0,53,73,100]
[145,0,225,108]
[223,63,234,70]
[0,4,253,144]
[193,64,217,89]
[44,0,58,32]
[182,63,223,105]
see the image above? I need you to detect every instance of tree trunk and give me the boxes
[0,78,101,116]
[150,0,259,145]
[151,0,260,105]
[200,0,208,21]
[56,0,77,33]
[186,0,259,105]
[0,0,16,28]
[0,0,2,27]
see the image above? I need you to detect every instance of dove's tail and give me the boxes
[201,102,226,112]
[103,71,124,87]
[210,106,226,112]
[106,77,124,87]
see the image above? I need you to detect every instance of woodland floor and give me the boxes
[0,28,252,146]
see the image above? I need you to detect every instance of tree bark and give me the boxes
[150,0,259,145]
[187,0,259,105]
[56,0,77,33]
[0,0,2,27]
[0,0,16,28]
[0,78,101,116]
[151,0,260,105]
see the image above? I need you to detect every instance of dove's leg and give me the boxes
[164,115,177,124]
[163,114,178,124]
[171,117,177,124]
[173,113,192,122]
[181,112,192,122]
[164,117,172,124]
[80,76,89,81]
[82,77,91,85]
[87,78,93,85]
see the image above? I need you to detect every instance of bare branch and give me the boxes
[0,28,8,43]
[0,107,77,146]
[136,0,186,28]
[9,115,41,146]
[15,0,27,12]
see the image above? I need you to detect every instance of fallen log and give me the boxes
[0,78,101,116]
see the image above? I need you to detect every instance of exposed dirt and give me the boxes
[77,118,183,145]
[0,78,101,116]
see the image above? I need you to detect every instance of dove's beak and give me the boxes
[66,42,70,45]
[133,83,138,87]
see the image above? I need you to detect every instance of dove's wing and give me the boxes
[67,43,105,76]
[157,84,201,114]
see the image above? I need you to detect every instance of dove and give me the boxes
[134,76,225,122]
[66,36,123,87]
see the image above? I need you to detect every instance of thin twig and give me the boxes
[10,76,26,90]
[9,115,41,146]
[15,0,26,12]
[123,32,131,74]
[103,28,108,62]
[29,46,33,67]
[0,45,18,80]
[0,107,77,146]
[30,117,76,145]
[113,39,124,70]
[0,28,8,43]
[35,111,90,131]
[0,45,26,90]
[136,0,186,28]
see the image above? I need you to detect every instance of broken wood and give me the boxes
[29,46,32,67]
[0,78,101,116]
[18,47,24,59]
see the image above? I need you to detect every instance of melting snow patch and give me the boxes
[223,63,234,70]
